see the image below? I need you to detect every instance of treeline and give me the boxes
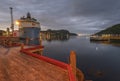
[95,24,120,35]
[41,29,77,36]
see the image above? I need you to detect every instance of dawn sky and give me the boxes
[0,0,120,34]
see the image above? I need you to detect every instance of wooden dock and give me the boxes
[0,46,69,81]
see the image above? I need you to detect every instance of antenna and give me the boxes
[10,7,14,36]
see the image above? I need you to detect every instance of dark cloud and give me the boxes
[0,0,120,34]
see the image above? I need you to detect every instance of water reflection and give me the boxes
[95,47,98,51]
[41,33,70,42]
[20,39,40,45]
[20,35,71,45]
[90,39,120,47]
[42,36,120,81]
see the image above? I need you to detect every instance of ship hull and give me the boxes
[19,27,40,40]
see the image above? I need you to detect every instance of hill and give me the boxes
[41,29,77,36]
[95,24,120,35]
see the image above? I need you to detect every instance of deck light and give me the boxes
[15,21,20,25]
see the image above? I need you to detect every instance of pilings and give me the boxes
[76,68,85,81]
[25,37,29,45]
[69,51,85,81]
[69,51,76,77]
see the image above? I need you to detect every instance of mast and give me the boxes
[10,7,14,36]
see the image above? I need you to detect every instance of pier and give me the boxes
[90,35,120,41]
[0,42,87,81]
[0,46,70,81]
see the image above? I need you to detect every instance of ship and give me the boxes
[16,12,41,40]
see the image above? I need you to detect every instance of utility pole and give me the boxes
[10,7,14,36]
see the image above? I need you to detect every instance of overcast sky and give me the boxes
[0,0,120,34]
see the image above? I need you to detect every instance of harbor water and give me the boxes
[42,36,120,81]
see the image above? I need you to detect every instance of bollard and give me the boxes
[26,37,29,45]
[9,41,12,47]
[21,43,24,50]
[3,40,6,46]
[40,39,42,46]
[69,51,76,79]
[39,38,43,55]
[39,50,43,55]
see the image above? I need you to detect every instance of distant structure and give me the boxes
[40,29,70,41]
[40,29,77,41]
[0,30,6,36]
[16,12,41,40]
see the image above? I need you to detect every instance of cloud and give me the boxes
[0,0,120,34]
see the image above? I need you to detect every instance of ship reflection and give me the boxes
[20,39,40,45]
[90,40,120,47]
[20,34,70,45]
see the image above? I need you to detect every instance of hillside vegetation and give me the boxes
[96,24,120,35]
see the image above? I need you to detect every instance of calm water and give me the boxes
[42,36,120,81]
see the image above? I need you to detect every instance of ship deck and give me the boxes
[0,46,69,81]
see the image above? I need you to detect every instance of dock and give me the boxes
[90,35,120,42]
[0,46,69,81]
[0,36,86,81]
